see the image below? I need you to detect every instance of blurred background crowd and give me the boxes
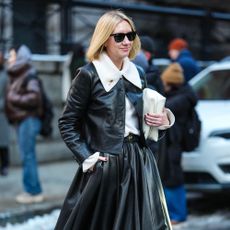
[0,0,230,228]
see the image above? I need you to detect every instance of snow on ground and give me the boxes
[0,209,230,230]
[173,211,230,230]
[0,210,60,230]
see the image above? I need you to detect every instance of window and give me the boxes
[192,70,230,100]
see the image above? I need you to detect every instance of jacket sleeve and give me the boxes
[58,67,93,164]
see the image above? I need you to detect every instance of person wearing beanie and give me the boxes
[168,38,188,53]
[168,38,200,82]
[141,36,155,58]
[133,36,163,93]
[139,36,164,94]
[161,63,184,86]
[158,62,198,225]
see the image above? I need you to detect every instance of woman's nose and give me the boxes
[122,36,131,44]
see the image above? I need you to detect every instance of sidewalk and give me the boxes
[0,160,77,226]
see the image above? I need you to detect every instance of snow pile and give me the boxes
[0,209,60,230]
[173,212,230,230]
[1,209,230,230]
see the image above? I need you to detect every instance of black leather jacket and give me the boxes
[59,62,148,164]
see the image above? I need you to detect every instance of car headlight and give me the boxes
[209,129,230,139]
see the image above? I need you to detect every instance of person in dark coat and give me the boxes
[69,43,86,81]
[0,50,10,176]
[140,35,164,94]
[168,38,200,82]
[158,63,198,225]
[55,10,174,230]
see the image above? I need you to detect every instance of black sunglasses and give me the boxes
[110,31,137,43]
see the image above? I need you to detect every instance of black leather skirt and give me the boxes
[55,137,171,230]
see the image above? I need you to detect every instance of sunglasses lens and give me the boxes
[127,32,136,41]
[114,34,125,43]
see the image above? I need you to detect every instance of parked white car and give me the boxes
[182,61,230,192]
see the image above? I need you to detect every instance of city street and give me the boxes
[0,159,229,230]
[1,0,230,230]
[1,197,230,230]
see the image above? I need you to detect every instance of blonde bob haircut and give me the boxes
[86,10,140,61]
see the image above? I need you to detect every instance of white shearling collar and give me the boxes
[92,52,142,92]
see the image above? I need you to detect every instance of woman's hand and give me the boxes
[98,156,108,162]
[88,156,108,172]
[144,108,169,127]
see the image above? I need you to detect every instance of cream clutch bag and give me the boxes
[143,88,166,141]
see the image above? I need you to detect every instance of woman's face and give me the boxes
[105,20,134,67]
[168,49,179,60]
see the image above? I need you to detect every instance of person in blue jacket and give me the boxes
[168,38,200,82]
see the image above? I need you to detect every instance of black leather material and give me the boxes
[58,63,147,164]
[56,62,172,230]
[55,142,171,230]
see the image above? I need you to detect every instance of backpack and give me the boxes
[181,108,201,152]
[38,78,54,137]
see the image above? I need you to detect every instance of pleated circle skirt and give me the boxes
[55,140,172,230]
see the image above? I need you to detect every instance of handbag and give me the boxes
[142,88,166,141]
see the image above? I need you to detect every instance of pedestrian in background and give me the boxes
[55,10,174,230]
[5,45,44,204]
[158,63,198,225]
[0,50,10,176]
[62,43,86,103]
[168,38,200,82]
[133,35,164,94]
[132,49,149,72]
[140,35,164,93]
[69,42,86,81]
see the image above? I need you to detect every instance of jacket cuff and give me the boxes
[158,108,175,130]
[82,152,100,172]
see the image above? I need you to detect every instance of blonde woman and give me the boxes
[55,10,172,230]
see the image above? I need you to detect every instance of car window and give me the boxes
[192,70,230,100]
